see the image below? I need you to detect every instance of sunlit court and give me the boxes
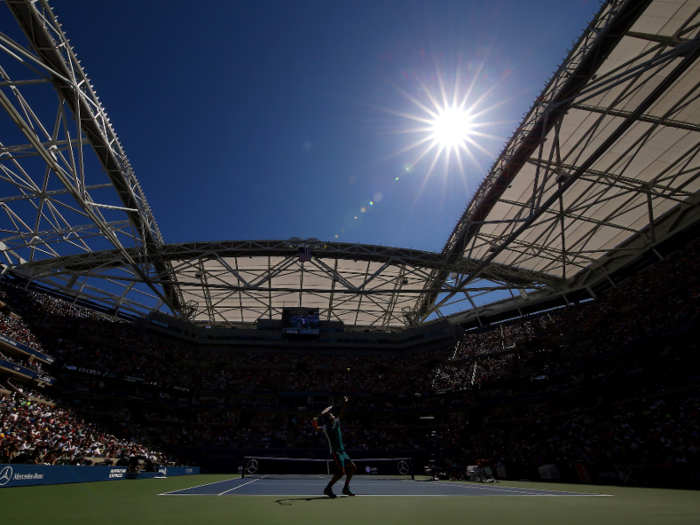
[1,0,699,524]
[5,475,700,525]
[159,476,605,498]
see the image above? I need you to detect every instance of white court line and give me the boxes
[158,477,611,498]
[252,482,420,486]
[432,481,555,496]
[218,475,267,495]
[427,481,611,497]
[157,477,241,496]
[268,494,611,497]
[160,493,612,497]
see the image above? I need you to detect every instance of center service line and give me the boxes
[218,475,267,495]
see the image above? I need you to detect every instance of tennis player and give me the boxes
[313,395,356,498]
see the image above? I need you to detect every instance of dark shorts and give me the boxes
[332,450,352,469]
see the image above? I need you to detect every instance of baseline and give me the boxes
[158,477,246,496]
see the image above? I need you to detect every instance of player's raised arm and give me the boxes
[338,396,348,419]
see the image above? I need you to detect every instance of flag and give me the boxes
[298,245,311,262]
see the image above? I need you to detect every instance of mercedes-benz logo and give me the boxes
[397,461,410,475]
[245,458,259,474]
[0,466,13,486]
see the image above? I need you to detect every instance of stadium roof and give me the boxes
[1,0,700,331]
[19,239,559,329]
[416,0,700,322]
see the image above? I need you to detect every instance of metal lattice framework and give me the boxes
[414,0,700,323]
[1,0,700,331]
[20,239,559,330]
[0,0,182,315]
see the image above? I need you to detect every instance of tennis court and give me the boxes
[159,476,609,497]
[4,474,698,525]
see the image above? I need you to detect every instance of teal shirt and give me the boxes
[321,419,344,452]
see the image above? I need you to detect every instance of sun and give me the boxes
[431,105,473,148]
[367,64,509,199]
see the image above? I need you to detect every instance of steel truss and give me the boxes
[0,0,181,315]
[20,240,560,330]
[3,0,700,331]
[412,0,700,323]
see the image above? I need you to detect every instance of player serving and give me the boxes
[313,395,356,498]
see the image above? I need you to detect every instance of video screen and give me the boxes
[282,308,320,335]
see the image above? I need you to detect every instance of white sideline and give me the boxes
[157,476,240,496]
[218,475,267,495]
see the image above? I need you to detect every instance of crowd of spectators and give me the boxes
[0,312,47,354]
[1,236,695,398]
[0,389,171,467]
[148,424,214,448]
[0,349,45,374]
[0,238,698,485]
[466,391,700,480]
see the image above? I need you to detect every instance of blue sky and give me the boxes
[52,0,599,253]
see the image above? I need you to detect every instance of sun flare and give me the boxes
[431,106,473,148]
[368,62,509,203]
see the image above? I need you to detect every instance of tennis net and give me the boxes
[241,456,414,480]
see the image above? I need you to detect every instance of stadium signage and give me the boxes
[0,464,199,488]
[13,472,44,481]
[0,358,55,384]
[64,365,105,376]
[0,358,32,377]
[0,466,14,486]
[0,333,55,363]
[285,309,318,316]
[36,373,56,384]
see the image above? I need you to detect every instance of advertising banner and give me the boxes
[0,357,33,378]
[0,464,127,488]
[63,365,106,377]
[0,358,56,385]
[127,466,201,479]
[0,333,55,364]
[0,464,199,488]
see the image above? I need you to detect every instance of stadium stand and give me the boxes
[0,237,699,487]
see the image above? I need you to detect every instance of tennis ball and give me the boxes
[347,368,350,371]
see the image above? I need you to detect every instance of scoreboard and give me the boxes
[281,308,320,335]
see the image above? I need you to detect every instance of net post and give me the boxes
[410,458,415,480]
[241,457,246,478]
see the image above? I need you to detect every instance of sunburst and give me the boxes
[375,63,512,199]
[431,105,474,148]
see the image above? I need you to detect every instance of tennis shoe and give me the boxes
[342,486,355,496]
[324,486,337,498]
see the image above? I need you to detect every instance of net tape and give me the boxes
[242,456,413,478]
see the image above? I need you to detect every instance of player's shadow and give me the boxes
[275,496,332,506]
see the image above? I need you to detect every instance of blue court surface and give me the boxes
[159,477,610,498]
